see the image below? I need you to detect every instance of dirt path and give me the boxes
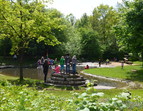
[108,62,131,67]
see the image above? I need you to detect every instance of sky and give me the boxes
[48,0,123,19]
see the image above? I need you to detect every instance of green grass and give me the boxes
[133,61,143,66]
[99,89,143,98]
[0,74,18,80]
[83,65,143,82]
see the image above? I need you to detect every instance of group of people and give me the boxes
[37,54,77,83]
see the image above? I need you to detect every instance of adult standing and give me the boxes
[72,55,77,74]
[106,59,109,65]
[43,59,49,83]
[99,58,102,67]
[37,59,43,78]
[121,60,124,69]
[65,54,71,74]
[60,56,65,73]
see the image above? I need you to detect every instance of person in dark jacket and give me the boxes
[65,54,71,74]
[72,55,77,74]
[43,59,49,83]
[99,58,102,67]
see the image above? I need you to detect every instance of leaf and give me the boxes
[80,107,90,111]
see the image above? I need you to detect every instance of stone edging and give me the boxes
[80,71,130,88]
[80,71,143,89]
[80,71,129,83]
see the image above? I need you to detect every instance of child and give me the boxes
[85,65,89,69]
[54,64,60,73]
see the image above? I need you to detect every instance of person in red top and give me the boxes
[54,64,60,73]
[85,65,89,69]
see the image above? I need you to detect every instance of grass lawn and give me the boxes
[83,63,143,82]
[99,89,143,98]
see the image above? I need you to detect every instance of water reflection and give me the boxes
[0,66,127,88]
[0,66,85,80]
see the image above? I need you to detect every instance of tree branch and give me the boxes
[2,14,20,37]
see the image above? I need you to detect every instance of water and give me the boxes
[0,62,99,80]
[0,66,85,80]
[0,68,42,80]
[0,65,127,88]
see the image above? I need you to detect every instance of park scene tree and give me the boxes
[0,0,66,80]
[0,0,143,110]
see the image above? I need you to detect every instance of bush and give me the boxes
[0,81,143,111]
[72,87,143,111]
[0,81,76,111]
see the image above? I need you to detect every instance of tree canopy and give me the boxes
[115,0,143,59]
[0,0,66,80]
[0,0,143,64]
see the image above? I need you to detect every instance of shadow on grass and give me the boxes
[127,68,143,82]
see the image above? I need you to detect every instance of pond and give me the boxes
[0,66,85,80]
[0,65,128,88]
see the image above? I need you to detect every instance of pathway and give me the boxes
[77,61,129,68]
[94,85,116,89]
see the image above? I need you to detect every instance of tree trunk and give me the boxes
[141,51,143,68]
[19,54,24,81]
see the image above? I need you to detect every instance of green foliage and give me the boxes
[76,13,90,28]
[91,5,119,57]
[62,27,82,56]
[0,80,143,110]
[79,28,101,61]
[75,4,121,60]
[0,80,76,111]
[0,38,11,56]
[115,0,143,59]
[102,45,124,60]
[0,0,68,80]
[1,0,143,62]
[0,0,65,56]
[73,87,143,111]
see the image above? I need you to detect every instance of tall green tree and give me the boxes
[0,0,65,81]
[60,14,82,57]
[116,0,143,60]
[91,5,118,45]
[62,26,82,56]
[91,5,120,59]
[80,28,101,61]
[76,13,101,60]
[76,13,90,28]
